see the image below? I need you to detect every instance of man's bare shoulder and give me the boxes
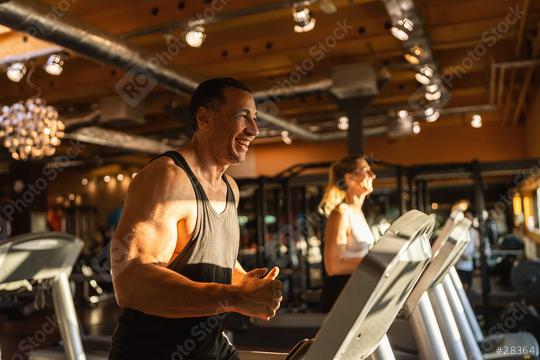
[128,156,195,203]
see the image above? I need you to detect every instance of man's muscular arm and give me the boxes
[111,161,281,320]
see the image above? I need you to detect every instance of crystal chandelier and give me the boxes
[0,98,65,160]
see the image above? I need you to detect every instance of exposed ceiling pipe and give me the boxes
[0,0,197,95]
[252,79,332,100]
[0,0,338,142]
[62,109,101,128]
[257,112,346,141]
[64,127,174,154]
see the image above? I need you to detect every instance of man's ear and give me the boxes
[196,106,212,130]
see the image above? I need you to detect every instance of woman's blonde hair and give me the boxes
[319,155,366,217]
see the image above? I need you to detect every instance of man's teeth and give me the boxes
[236,139,249,146]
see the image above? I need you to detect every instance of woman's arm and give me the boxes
[324,208,365,276]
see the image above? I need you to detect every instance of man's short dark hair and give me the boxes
[190,77,251,132]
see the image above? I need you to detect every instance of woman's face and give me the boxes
[345,158,376,196]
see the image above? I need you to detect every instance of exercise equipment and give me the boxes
[0,232,87,360]
[242,209,434,359]
[388,212,472,359]
[389,211,539,360]
[511,260,540,303]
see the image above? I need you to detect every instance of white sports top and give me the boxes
[341,203,375,258]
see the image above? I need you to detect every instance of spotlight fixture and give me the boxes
[410,45,425,57]
[397,109,409,119]
[337,116,349,130]
[6,62,26,82]
[293,4,316,33]
[43,53,65,76]
[185,26,206,48]
[131,172,137,178]
[424,107,435,117]
[426,83,439,94]
[82,178,88,186]
[415,73,431,85]
[104,175,111,183]
[404,53,420,65]
[412,121,421,134]
[425,110,440,123]
[471,114,482,128]
[117,174,124,182]
[281,130,293,145]
[390,18,414,41]
[425,90,442,101]
[419,65,434,78]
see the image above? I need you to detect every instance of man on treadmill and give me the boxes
[109,78,283,360]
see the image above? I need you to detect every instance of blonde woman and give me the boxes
[319,155,376,312]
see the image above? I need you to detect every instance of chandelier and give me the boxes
[0,98,65,160]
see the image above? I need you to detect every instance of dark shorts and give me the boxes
[109,329,239,360]
[320,275,350,313]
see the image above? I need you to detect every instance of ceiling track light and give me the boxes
[6,62,26,82]
[390,17,414,41]
[404,53,420,65]
[425,110,440,123]
[419,65,434,78]
[44,53,66,76]
[412,121,421,134]
[424,107,435,116]
[293,4,316,33]
[185,25,206,48]
[425,90,442,101]
[415,73,431,85]
[426,83,439,93]
[337,115,349,130]
[397,109,409,119]
[281,130,293,144]
[410,45,425,57]
[471,114,482,128]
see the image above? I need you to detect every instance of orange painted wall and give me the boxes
[251,122,526,176]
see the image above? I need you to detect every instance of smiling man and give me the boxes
[109,78,283,360]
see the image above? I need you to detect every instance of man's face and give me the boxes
[202,88,258,164]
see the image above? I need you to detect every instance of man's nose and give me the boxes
[246,117,259,137]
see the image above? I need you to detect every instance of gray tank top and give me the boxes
[110,151,240,360]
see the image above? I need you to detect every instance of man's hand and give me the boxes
[232,267,283,320]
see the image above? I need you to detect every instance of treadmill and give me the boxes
[389,212,539,360]
[0,232,90,360]
[388,213,473,359]
[241,209,435,359]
